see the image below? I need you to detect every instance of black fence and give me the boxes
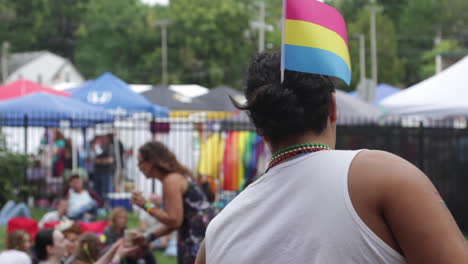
[337,122,468,232]
[1,115,468,232]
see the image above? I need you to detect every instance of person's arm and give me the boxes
[195,240,206,264]
[95,239,139,264]
[38,212,50,229]
[145,224,176,242]
[357,151,468,263]
[89,190,104,208]
[132,173,184,229]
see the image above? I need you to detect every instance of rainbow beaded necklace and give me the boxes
[266,143,332,172]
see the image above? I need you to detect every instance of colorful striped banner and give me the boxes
[282,0,351,85]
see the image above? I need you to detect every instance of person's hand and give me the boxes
[114,242,140,262]
[130,191,146,208]
[133,232,146,246]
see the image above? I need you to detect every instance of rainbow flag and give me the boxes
[282,0,351,85]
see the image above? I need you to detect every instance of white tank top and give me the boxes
[206,150,407,264]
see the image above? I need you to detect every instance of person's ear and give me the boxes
[329,93,337,122]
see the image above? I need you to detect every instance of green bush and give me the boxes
[0,133,29,204]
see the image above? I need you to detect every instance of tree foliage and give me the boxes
[0,134,29,205]
[347,9,403,90]
[1,0,468,89]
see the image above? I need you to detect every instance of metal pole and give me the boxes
[259,1,266,52]
[370,2,378,86]
[24,115,28,154]
[435,30,442,73]
[418,121,425,170]
[358,34,366,82]
[161,24,168,85]
[156,20,171,85]
[1,41,10,83]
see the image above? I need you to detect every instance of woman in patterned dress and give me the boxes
[131,141,214,264]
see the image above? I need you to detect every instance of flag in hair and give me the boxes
[281,0,351,85]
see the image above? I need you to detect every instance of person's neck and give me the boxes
[114,226,125,234]
[270,130,335,154]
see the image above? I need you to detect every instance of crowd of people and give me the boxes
[30,128,126,206]
[1,139,215,264]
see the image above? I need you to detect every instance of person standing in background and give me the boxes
[132,141,215,264]
[93,134,115,199]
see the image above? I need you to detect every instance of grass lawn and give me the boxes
[0,209,177,264]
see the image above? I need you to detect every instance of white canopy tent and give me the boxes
[380,56,468,117]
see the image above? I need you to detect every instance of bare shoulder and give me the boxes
[349,150,439,209]
[351,150,468,263]
[163,172,188,193]
[164,172,186,183]
[350,150,428,186]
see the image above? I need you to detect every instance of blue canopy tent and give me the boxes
[0,92,114,155]
[64,80,94,94]
[71,72,169,117]
[349,84,401,106]
[0,92,114,127]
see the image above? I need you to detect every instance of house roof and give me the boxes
[7,51,49,73]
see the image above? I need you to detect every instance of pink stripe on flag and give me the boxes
[286,0,348,44]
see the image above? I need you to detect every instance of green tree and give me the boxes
[33,0,90,60]
[74,0,156,82]
[420,40,461,79]
[166,0,256,88]
[0,133,29,205]
[1,0,88,60]
[347,8,403,90]
[398,0,442,86]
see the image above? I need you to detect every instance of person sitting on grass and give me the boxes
[0,230,32,264]
[38,199,69,229]
[64,175,103,221]
[0,200,31,226]
[103,207,128,247]
[103,207,156,264]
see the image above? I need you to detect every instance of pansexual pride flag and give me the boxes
[282,0,351,85]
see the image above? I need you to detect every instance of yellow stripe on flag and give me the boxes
[285,19,351,69]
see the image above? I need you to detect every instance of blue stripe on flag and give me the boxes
[284,44,351,85]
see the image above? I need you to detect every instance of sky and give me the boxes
[140,0,169,6]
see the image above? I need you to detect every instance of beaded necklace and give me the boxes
[266,143,332,172]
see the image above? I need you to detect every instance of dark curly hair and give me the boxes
[235,52,336,145]
[139,141,194,178]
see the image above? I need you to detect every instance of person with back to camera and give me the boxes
[195,52,468,264]
[131,141,215,264]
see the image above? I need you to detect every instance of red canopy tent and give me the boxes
[0,79,70,100]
